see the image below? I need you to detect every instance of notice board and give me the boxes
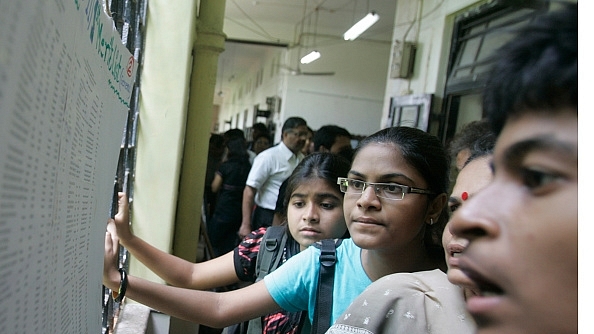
[0,0,137,332]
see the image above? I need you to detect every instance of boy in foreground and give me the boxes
[449,3,578,333]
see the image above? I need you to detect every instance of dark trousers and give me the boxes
[252,205,275,229]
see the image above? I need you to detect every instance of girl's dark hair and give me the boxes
[225,137,249,163]
[280,152,351,238]
[353,126,450,261]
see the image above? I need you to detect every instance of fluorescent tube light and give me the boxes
[343,11,380,41]
[300,50,321,64]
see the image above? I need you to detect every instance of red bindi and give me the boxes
[461,192,469,201]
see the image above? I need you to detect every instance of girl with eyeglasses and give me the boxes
[326,127,483,333]
[104,126,466,333]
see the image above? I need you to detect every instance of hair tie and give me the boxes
[461,192,469,201]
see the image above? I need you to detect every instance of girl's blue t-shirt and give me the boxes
[263,238,372,324]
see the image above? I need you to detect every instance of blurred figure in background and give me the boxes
[203,133,225,224]
[313,124,353,162]
[247,123,269,152]
[301,126,315,156]
[447,119,492,172]
[251,133,271,156]
[208,136,252,257]
[240,117,308,237]
[272,124,354,226]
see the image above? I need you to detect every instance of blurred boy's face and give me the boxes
[450,109,578,334]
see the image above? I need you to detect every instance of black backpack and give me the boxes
[246,226,340,334]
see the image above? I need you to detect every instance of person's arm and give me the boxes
[104,227,281,327]
[272,179,288,226]
[111,193,239,290]
[240,185,256,239]
[211,172,223,193]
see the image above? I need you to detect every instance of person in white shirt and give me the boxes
[239,117,309,238]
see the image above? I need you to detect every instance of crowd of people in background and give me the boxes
[104,3,578,333]
[205,120,356,249]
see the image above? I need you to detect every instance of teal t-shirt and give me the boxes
[263,238,372,324]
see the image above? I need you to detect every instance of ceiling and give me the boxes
[215,0,397,97]
[223,0,397,43]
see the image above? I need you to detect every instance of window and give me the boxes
[438,0,548,143]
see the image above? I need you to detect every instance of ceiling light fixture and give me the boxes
[343,11,379,41]
[300,50,321,64]
[300,5,322,65]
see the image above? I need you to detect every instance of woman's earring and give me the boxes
[429,218,435,225]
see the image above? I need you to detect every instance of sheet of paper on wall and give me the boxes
[0,0,137,332]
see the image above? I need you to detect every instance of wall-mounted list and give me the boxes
[0,0,137,332]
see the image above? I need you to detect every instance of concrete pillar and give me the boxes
[168,1,227,333]
[172,0,226,262]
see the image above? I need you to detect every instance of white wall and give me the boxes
[218,0,493,140]
[217,38,391,141]
[381,0,486,128]
[281,39,390,139]
[217,47,285,133]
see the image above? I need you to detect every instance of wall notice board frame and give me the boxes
[385,94,433,131]
[0,0,137,332]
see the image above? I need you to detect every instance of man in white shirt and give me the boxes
[238,117,308,238]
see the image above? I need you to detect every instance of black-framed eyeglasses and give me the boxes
[337,177,435,201]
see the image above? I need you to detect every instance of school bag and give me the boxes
[246,226,340,334]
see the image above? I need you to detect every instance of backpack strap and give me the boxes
[247,226,288,334]
[311,238,340,334]
[254,226,288,282]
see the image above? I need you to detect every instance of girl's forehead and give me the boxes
[351,143,427,185]
[356,142,400,155]
[293,178,338,193]
[352,143,405,168]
